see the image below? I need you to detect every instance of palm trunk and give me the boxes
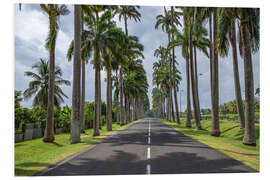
[93,11,100,136]
[167,34,172,122]
[80,59,86,133]
[173,82,180,123]
[80,15,85,133]
[127,95,130,123]
[134,99,138,120]
[43,40,55,142]
[186,58,192,127]
[99,68,102,129]
[210,9,220,136]
[119,67,124,126]
[70,5,81,144]
[194,46,201,115]
[189,28,202,130]
[167,88,171,121]
[171,90,175,122]
[115,69,120,124]
[124,93,128,123]
[209,13,214,122]
[106,69,112,131]
[241,20,256,146]
[230,21,245,129]
[93,61,100,136]
[43,5,56,143]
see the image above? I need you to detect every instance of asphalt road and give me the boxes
[37,118,256,176]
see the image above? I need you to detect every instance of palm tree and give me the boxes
[102,27,129,131]
[23,58,70,108]
[169,7,183,124]
[69,5,82,144]
[175,7,202,129]
[67,16,93,134]
[40,4,70,142]
[168,27,192,127]
[218,8,245,129]
[82,6,130,134]
[239,8,259,146]
[209,8,220,136]
[117,5,141,125]
[155,7,173,121]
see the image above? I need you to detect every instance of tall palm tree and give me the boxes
[169,7,183,124]
[67,18,93,134]
[102,27,129,131]
[155,7,174,121]
[117,5,141,125]
[239,8,259,146]
[218,8,245,129]
[40,4,70,142]
[82,7,130,134]
[210,8,220,136]
[179,7,202,129]
[23,58,70,108]
[168,27,192,127]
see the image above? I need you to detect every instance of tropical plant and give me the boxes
[23,58,70,109]
[218,8,245,128]
[239,8,260,146]
[116,5,141,125]
[40,4,70,142]
[69,5,82,144]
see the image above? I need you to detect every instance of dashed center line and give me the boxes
[146,164,151,174]
[146,119,151,174]
[147,147,151,159]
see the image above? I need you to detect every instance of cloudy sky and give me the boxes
[14,4,260,111]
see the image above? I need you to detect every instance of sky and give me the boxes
[14,4,260,111]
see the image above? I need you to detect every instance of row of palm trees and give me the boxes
[20,4,149,144]
[152,7,259,146]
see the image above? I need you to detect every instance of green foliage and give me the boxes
[14,106,46,130]
[23,58,71,108]
[218,99,260,116]
[85,102,94,126]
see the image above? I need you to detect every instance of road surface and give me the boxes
[36,118,256,176]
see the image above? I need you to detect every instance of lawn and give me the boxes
[15,119,141,176]
[160,118,260,171]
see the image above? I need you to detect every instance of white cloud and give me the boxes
[14,6,48,46]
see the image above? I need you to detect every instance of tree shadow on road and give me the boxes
[36,149,256,176]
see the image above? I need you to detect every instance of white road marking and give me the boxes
[146,164,151,174]
[148,137,151,144]
[147,147,151,159]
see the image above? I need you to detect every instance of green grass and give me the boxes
[160,118,260,171]
[15,120,141,176]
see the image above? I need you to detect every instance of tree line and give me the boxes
[18,5,149,144]
[151,7,259,146]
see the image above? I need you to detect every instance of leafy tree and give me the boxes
[40,4,70,142]
[23,58,70,109]
[117,5,142,125]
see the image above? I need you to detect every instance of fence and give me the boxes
[15,122,65,143]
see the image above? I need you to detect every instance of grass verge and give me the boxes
[15,119,141,176]
[160,118,259,171]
